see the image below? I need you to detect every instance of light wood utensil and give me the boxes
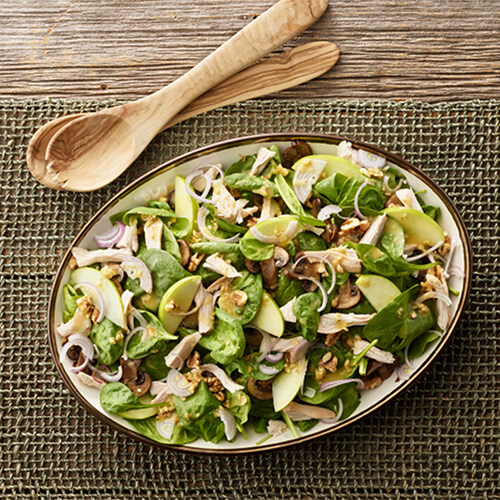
[28,0,328,192]
[28,41,339,190]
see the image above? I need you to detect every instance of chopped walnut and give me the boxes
[438,232,451,256]
[320,352,338,373]
[385,193,403,208]
[361,375,382,390]
[187,351,201,370]
[204,375,225,402]
[336,217,370,244]
[76,295,93,317]
[325,332,342,347]
[157,398,175,420]
[100,263,123,280]
[91,307,101,324]
[315,365,326,381]
[187,252,204,272]
[185,369,203,392]
[189,230,202,245]
[230,290,248,307]
[246,217,259,228]
[360,167,384,179]
[69,256,78,270]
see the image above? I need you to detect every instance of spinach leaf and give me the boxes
[162,225,181,262]
[100,382,154,413]
[249,398,279,420]
[199,309,246,364]
[90,318,123,365]
[275,175,325,227]
[226,390,251,425]
[314,173,348,204]
[393,302,436,351]
[408,330,441,359]
[126,249,190,311]
[62,284,82,322]
[140,345,171,380]
[173,381,225,443]
[204,205,248,235]
[299,368,357,405]
[293,292,321,341]
[121,206,176,225]
[275,270,304,307]
[351,243,402,277]
[422,204,440,221]
[225,154,256,175]
[189,242,244,268]
[219,271,263,324]
[363,285,420,350]
[237,354,285,381]
[225,173,276,197]
[296,232,327,251]
[126,310,177,359]
[296,420,319,432]
[126,417,197,445]
[240,238,274,261]
[321,384,360,420]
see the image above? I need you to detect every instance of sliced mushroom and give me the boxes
[321,221,337,245]
[282,139,313,168]
[247,378,273,400]
[244,327,263,347]
[385,193,404,208]
[289,252,320,292]
[121,358,152,397]
[245,258,261,274]
[273,246,289,268]
[331,279,361,309]
[310,198,322,218]
[177,239,191,268]
[260,258,279,290]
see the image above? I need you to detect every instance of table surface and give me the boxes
[2,0,499,101]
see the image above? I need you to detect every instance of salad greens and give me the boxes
[57,139,459,447]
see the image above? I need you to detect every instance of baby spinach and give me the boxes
[293,292,321,341]
[126,310,177,359]
[100,382,155,413]
[225,173,276,197]
[422,204,440,221]
[321,385,360,420]
[225,154,256,175]
[126,249,190,311]
[249,398,279,420]
[393,303,436,351]
[173,381,225,443]
[204,205,248,235]
[296,420,319,432]
[275,175,325,227]
[226,390,251,425]
[189,241,244,268]
[220,271,263,325]
[126,417,197,445]
[296,232,327,251]
[300,371,358,406]
[237,353,285,381]
[62,283,82,322]
[139,344,171,380]
[162,225,181,262]
[240,237,274,261]
[275,270,304,307]
[90,318,123,366]
[314,173,348,204]
[199,309,246,364]
[408,330,441,359]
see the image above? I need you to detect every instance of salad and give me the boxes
[56,139,462,446]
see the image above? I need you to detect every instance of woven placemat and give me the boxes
[0,99,498,499]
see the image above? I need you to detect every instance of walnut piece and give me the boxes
[187,252,204,272]
[336,217,370,244]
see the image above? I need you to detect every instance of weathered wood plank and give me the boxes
[1,0,499,101]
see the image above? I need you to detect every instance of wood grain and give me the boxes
[1,0,499,101]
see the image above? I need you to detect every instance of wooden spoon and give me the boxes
[28,41,339,190]
[34,0,329,192]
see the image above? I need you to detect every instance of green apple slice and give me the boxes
[383,207,444,247]
[246,215,301,245]
[294,154,365,180]
[251,291,284,337]
[273,357,308,412]
[119,395,158,420]
[356,274,401,312]
[174,175,198,238]
[158,275,202,334]
[71,266,126,328]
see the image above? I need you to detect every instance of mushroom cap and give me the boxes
[176,239,192,268]
[273,246,290,268]
[246,378,273,400]
[245,258,261,274]
[333,279,361,309]
[121,357,152,397]
[260,258,279,290]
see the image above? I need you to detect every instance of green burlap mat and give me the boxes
[1,99,498,499]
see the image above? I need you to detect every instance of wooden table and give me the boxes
[2,0,499,101]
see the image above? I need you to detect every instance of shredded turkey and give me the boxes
[165,332,202,370]
[71,247,132,267]
[317,313,375,334]
[395,188,423,212]
[420,265,451,329]
[352,339,395,364]
[250,147,275,176]
[195,284,215,334]
[203,253,242,278]
[116,219,139,252]
[144,216,163,249]
[360,214,387,246]
[283,402,337,421]
[300,247,362,273]
[211,179,258,223]
[56,307,91,338]
[258,197,281,222]
[77,372,105,389]
[337,140,359,164]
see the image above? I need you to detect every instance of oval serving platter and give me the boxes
[48,134,472,454]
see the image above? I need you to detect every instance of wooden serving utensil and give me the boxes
[28,41,339,190]
[29,0,329,192]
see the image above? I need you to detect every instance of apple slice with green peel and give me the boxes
[158,275,202,334]
[356,274,401,312]
[251,291,284,337]
[294,154,365,180]
[118,395,158,420]
[247,215,301,245]
[174,175,198,238]
[383,207,444,247]
[273,357,308,412]
[71,267,126,328]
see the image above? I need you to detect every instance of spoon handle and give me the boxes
[128,0,328,133]
[163,41,339,130]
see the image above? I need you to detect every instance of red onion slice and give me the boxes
[94,222,126,248]
[294,254,336,295]
[166,368,193,397]
[73,282,105,323]
[320,378,364,392]
[264,352,284,363]
[219,407,237,441]
[358,149,386,169]
[383,175,403,194]
[395,346,413,382]
[69,355,90,373]
[404,240,444,262]
[90,364,123,382]
[197,206,240,243]
[121,256,153,294]
[354,181,374,220]
[258,364,280,376]
[321,399,343,424]
[156,417,176,440]
[317,204,342,221]
[185,164,225,205]
[200,364,244,393]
